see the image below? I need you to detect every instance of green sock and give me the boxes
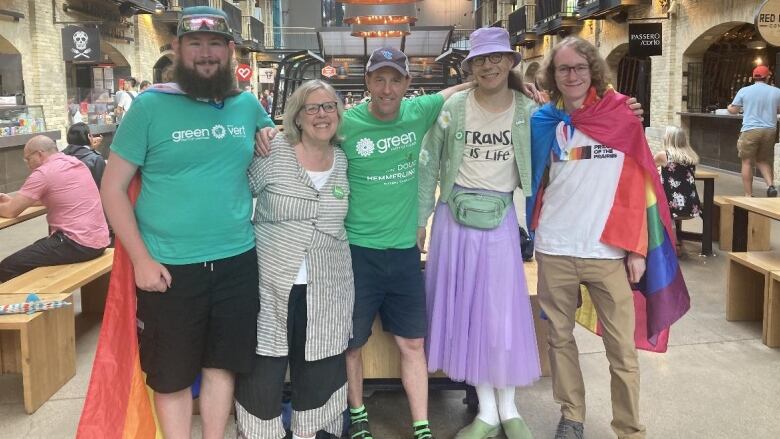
[350,405,368,424]
[413,420,432,439]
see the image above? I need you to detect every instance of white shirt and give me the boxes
[294,163,335,284]
[534,123,627,259]
[116,90,137,111]
[455,90,520,192]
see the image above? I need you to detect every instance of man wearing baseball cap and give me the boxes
[98,6,274,438]
[728,65,780,197]
[258,46,482,439]
[340,47,474,439]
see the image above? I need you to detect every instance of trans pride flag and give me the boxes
[528,88,690,351]
[76,176,161,439]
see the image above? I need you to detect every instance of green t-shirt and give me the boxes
[340,94,444,249]
[110,91,275,264]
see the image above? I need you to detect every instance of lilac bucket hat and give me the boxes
[461,27,522,74]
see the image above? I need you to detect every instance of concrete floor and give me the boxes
[1,166,779,438]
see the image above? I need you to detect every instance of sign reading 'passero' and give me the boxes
[756,0,780,46]
[629,23,662,57]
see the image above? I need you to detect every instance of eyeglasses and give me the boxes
[178,15,231,35]
[471,53,506,67]
[555,64,590,77]
[302,101,338,115]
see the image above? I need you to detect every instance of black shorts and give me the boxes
[136,249,259,393]
[347,245,427,349]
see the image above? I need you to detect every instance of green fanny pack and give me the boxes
[448,190,512,230]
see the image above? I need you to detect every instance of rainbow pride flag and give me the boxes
[529,88,690,351]
[77,176,161,439]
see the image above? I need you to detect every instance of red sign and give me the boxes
[321,65,337,78]
[235,64,253,82]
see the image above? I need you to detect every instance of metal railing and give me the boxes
[264,27,319,51]
[536,0,578,22]
[177,0,211,8]
[221,0,242,42]
[241,16,264,50]
[249,16,264,43]
[508,5,536,36]
[451,29,475,50]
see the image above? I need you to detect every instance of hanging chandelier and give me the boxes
[351,23,411,38]
[342,0,422,38]
[344,3,418,26]
[340,0,419,4]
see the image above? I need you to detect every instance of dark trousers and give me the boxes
[0,231,106,282]
[235,285,347,420]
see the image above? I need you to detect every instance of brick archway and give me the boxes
[0,33,23,97]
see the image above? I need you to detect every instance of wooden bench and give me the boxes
[0,249,114,313]
[764,272,780,348]
[0,293,76,414]
[0,249,114,413]
[716,196,770,252]
[726,251,780,348]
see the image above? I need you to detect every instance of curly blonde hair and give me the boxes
[539,37,612,104]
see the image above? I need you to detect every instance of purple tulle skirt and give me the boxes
[425,201,541,388]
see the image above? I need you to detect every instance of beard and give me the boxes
[174,58,236,100]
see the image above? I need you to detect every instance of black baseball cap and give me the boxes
[366,47,410,77]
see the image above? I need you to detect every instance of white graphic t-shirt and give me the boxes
[455,91,520,193]
[534,122,627,259]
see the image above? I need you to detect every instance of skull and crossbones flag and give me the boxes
[62,25,101,62]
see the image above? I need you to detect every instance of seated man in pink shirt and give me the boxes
[0,135,109,282]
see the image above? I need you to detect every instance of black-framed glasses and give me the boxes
[471,53,506,67]
[302,101,338,115]
[178,15,231,35]
[555,64,590,77]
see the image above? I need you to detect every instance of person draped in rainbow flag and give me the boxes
[527,37,690,439]
[77,6,274,438]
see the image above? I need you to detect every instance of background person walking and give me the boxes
[727,65,780,197]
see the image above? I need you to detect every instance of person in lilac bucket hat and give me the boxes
[460,27,523,75]
[418,27,645,439]
[418,25,540,439]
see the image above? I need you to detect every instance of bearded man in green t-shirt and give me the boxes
[100,7,274,438]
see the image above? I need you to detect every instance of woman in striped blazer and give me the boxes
[234,80,354,439]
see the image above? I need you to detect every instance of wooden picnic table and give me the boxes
[727,197,780,252]
[0,205,46,230]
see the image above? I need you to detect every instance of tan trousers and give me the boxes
[536,253,646,439]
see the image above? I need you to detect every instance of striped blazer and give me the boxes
[249,133,354,361]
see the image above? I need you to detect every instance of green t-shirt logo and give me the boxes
[356,138,374,157]
[211,124,226,139]
[340,94,445,249]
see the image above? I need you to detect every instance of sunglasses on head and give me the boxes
[178,15,231,35]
